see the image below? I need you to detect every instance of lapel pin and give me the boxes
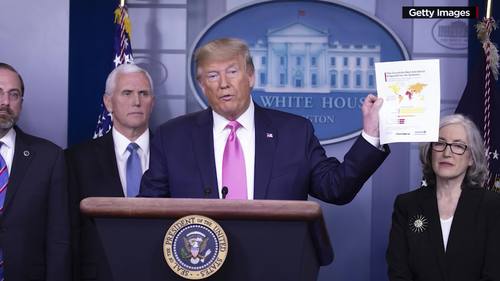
[266,133,273,138]
[23,150,30,157]
[409,214,428,233]
[421,179,428,187]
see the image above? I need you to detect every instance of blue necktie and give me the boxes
[0,142,8,281]
[126,143,141,197]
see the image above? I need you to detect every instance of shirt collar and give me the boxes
[0,128,16,149]
[112,127,150,155]
[212,99,255,133]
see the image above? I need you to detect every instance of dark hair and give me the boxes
[0,62,25,96]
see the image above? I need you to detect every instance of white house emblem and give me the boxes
[189,0,408,144]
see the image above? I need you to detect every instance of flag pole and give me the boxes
[120,0,125,8]
[476,0,499,188]
[486,0,492,18]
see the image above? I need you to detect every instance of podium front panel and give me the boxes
[95,217,319,281]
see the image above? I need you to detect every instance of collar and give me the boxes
[212,99,255,133]
[112,127,150,155]
[0,128,16,149]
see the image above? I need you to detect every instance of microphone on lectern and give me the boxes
[221,186,229,199]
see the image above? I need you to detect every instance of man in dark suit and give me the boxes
[66,63,155,281]
[0,63,70,280]
[139,37,389,203]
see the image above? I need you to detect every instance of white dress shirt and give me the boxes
[211,99,381,199]
[440,216,454,251]
[213,101,255,199]
[0,128,16,174]
[112,128,150,197]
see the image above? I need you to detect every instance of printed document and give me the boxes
[375,59,440,144]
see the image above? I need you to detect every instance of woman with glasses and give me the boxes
[386,114,500,281]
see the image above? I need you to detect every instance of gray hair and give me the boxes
[104,63,154,96]
[194,37,255,81]
[420,114,488,187]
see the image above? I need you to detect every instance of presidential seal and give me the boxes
[163,215,228,280]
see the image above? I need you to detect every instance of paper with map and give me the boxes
[375,59,440,144]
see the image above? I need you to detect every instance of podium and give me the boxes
[81,197,334,281]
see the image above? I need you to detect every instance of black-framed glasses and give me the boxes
[431,141,468,155]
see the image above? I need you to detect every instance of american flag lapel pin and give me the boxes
[266,132,273,138]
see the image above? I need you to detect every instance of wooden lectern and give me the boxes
[80,198,333,281]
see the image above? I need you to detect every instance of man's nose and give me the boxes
[219,74,229,89]
[132,93,141,105]
[0,92,10,105]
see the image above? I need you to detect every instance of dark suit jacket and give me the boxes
[386,185,500,281]
[140,104,388,203]
[0,127,70,281]
[66,132,123,281]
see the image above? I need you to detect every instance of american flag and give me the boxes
[93,4,134,138]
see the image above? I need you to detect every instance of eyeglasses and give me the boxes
[0,89,22,102]
[431,141,468,155]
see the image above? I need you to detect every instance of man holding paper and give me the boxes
[140,37,389,203]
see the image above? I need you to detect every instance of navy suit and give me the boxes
[0,127,70,281]
[66,132,122,281]
[140,104,388,203]
[387,185,500,281]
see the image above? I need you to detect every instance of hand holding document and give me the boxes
[375,59,440,144]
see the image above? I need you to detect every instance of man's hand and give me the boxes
[362,94,384,137]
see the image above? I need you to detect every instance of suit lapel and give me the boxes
[192,109,218,198]
[253,105,276,199]
[444,187,479,264]
[96,133,124,197]
[419,187,449,281]
[3,128,35,215]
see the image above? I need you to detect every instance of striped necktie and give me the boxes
[0,142,8,281]
[0,143,8,210]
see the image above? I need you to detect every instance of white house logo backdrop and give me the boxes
[189,0,408,143]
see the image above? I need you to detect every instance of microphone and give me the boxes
[221,186,229,199]
[203,187,212,198]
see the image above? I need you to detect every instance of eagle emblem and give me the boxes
[181,231,212,265]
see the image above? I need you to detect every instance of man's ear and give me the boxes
[197,81,208,97]
[150,95,156,113]
[248,71,255,88]
[103,94,112,113]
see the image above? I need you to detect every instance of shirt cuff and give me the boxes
[361,131,381,149]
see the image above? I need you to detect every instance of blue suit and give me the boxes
[140,104,389,203]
